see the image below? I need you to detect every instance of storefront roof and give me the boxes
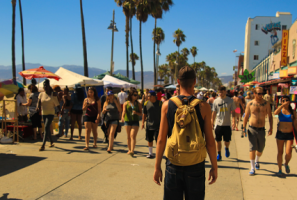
[260,78,291,86]
[281,66,288,70]
[290,61,297,67]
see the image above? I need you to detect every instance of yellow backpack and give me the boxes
[165,97,207,166]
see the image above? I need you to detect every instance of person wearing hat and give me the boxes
[102,90,122,153]
[70,83,85,140]
[142,91,162,158]
[154,66,217,199]
[122,88,142,156]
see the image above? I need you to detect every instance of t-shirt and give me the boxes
[197,92,203,100]
[212,96,236,126]
[38,92,59,115]
[118,92,127,104]
[16,95,28,116]
[29,92,40,116]
[143,100,162,130]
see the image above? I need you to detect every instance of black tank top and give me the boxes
[167,95,204,138]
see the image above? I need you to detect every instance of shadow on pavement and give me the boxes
[0,154,46,177]
[206,164,248,170]
[55,146,100,154]
[0,193,22,200]
[230,158,278,165]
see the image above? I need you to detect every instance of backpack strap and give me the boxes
[190,98,201,107]
[170,97,183,108]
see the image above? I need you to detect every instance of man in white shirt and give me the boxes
[118,88,127,113]
[16,88,28,122]
[197,91,204,100]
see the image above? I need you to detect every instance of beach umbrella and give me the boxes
[19,66,61,81]
[0,80,19,100]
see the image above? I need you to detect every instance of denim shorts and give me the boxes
[124,121,139,126]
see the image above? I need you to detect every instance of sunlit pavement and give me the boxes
[0,117,296,200]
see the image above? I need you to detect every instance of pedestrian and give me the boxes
[37,79,60,151]
[263,90,273,111]
[102,91,121,153]
[141,88,150,104]
[176,85,180,96]
[70,84,84,140]
[239,91,245,121]
[197,91,203,100]
[154,66,217,199]
[142,91,162,158]
[274,96,295,176]
[212,86,236,161]
[59,86,71,137]
[122,88,142,156]
[100,87,113,111]
[16,88,28,123]
[157,89,162,101]
[23,84,42,140]
[118,88,128,115]
[164,89,172,100]
[232,91,244,131]
[82,87,101,150]
[243,87,273,175]
[207,92,216,111]
[161,94,166,102]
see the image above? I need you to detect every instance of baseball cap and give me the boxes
[178,66,196,80]
[107,91,114,96]
[149,90,156,96]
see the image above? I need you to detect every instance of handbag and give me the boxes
[117,121,122,133]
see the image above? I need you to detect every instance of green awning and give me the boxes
[290,61,297,67]
[275,69,280,73]
[269,72,273,75]
[281,66,288,70]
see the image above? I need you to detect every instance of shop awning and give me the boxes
[281,66,288,70]
[290,61,297,67]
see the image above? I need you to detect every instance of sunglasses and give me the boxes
[255,92,263,95]
[282,99,289,102]
[133,94,138,97]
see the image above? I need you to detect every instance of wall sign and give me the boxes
[261,22,281,46]
[239,69,255,83]
[288,66,297,75]
[281,30,289,66]
[279,69,288,78]
[269,72,280,80]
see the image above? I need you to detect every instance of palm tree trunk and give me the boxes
[139,21,144,91]
[80,0,88,77]
[11,0,16,82]
[153,18,157,86]
[130,17,135,80]
[19,0,26,85]
[125,16,129,78]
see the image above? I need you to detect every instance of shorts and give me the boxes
[275,130,294,140]
[30,112,42,128]
[235,107,241,114]
[71,109,83,115]
[215,126,232,142]
[124,121,139,126]
[146,129,159,142]
[83,115,97,123]
[240,105,244,114]
[248,126,266,152]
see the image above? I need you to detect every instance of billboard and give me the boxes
[281,30,289,66]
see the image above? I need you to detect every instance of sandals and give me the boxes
[39,147,45,151]
[83,147,89,151]
[49,143,55,148]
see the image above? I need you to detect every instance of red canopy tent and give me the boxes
[19,66,61,81]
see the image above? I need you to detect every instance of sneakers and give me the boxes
[249,169,255,176]
[255,162,260,170]
[146,154,155,159]
[217,154,222,161]
[225,148,230,158]
[285,165,290,174]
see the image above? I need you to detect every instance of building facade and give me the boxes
[244,12,292,72]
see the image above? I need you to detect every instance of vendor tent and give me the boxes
[37,67,103,88]
[102,75,137,89]
[200,87,208,91]
[93,71,110,80]
[114,73,130,82]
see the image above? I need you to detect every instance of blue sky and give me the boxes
[0,0,296,76]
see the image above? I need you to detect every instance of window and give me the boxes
[254,55,259,60]
[293,39,296,58]
[282,25,287,30]
[254,41,259,46]
[255,24,259,30]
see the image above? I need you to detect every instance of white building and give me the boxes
[243,12,292,71]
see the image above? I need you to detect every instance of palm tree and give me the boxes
[152,27,165,83]
[158,63,170,84]
[191,62,201,85]
[190,46,198,63]
[173,29,186,82]
[80,0,88,77]
[11,0,16,82]
[136,0,150,91]
[151,0,173,85]
[166,53,176,84]
[128,1,136,79]
[19,0,26,85]
[129,53,139,77]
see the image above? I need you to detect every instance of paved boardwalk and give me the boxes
[0,117,296,200]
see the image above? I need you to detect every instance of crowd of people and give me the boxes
[13,66,297,199]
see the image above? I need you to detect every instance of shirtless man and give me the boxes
[142,89,150,104]
[243,87,273,175]
[233,91,244,131]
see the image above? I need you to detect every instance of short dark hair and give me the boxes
[121,88,124,91]
[234,91,238,96]
[211,92,217,97]
[180,79,195,89]
[29,84,38,93]
[218,86,226,91]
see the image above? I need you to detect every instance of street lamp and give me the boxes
[155,45,161,84]
[108,9,118,76]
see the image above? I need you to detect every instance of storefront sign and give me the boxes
[291,78,297,86]
[281,30,289,66]
[290,86,297,94]
[279,69,288,78]
[288,66,297,75]
[239,69,255,83]
[268,73,280,80]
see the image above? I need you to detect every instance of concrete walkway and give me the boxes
[0,117,296,200]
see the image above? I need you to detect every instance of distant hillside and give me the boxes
[219,75,233,85]
[0,63,154,87]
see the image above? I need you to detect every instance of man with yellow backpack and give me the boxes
[153,66,218,200]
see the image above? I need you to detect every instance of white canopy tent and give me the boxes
[199,87,208,91]
[37,67,103,89]
[102,75,137,89]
